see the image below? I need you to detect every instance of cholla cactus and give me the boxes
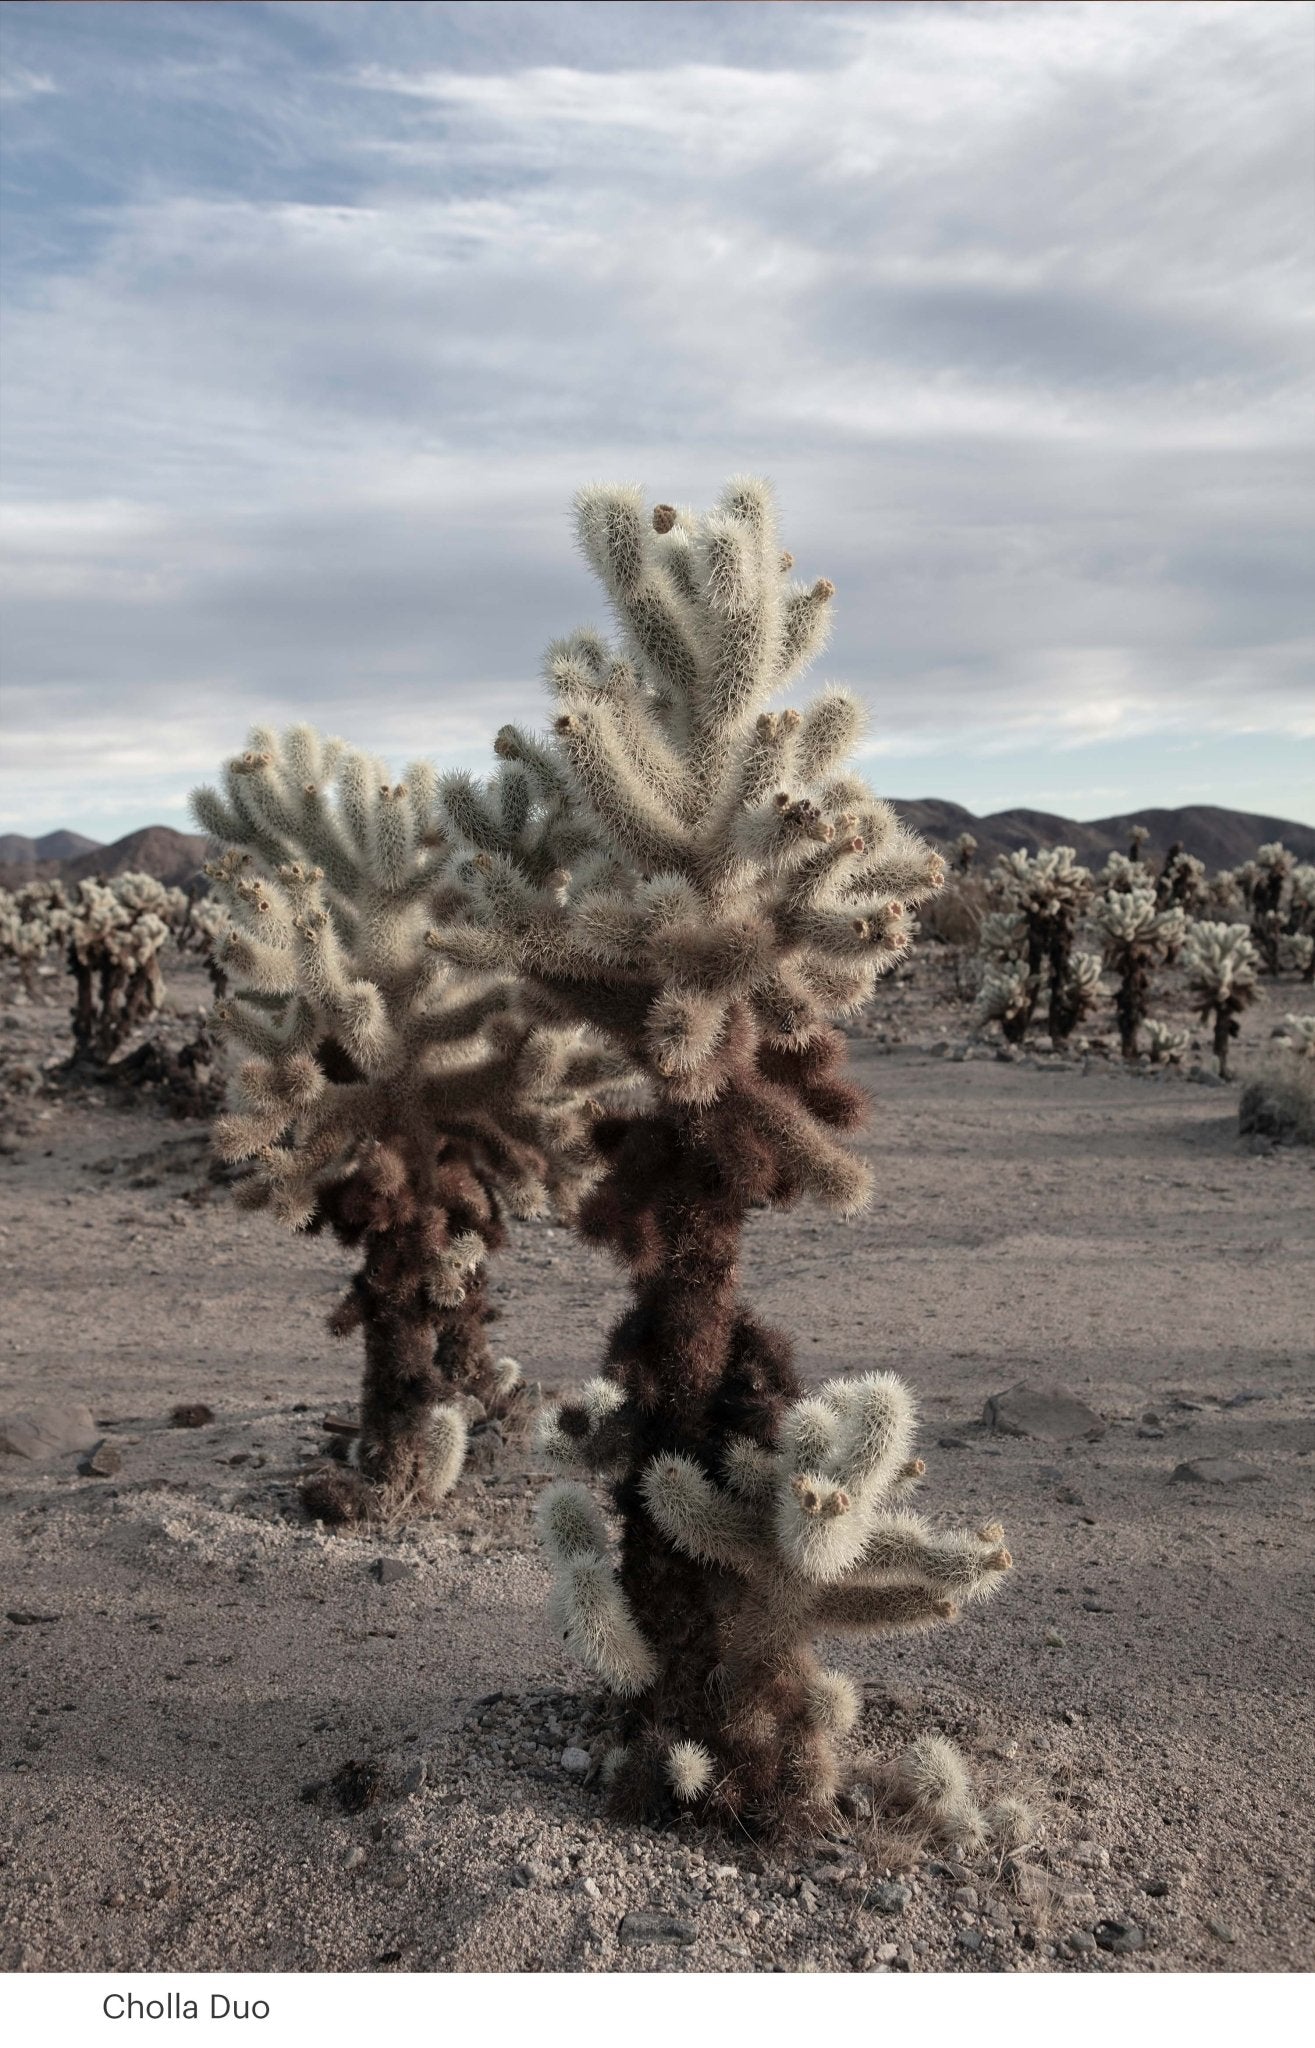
[973,848,1097,1044]
[434,476,1012,1830]
[1180,921,1257,1079]
[192,726,626,1524]
[1098,850,1151,895]
[0,879,72,998]
[1157,843,1207,916]
[1145,1018,1190,1066]
[1238,842,1294,975]
[951,831,977,875]
[537,1371,1011,1832]
[1285,864,1315,982]
[66,873,184,1063]
[1127,824,1150,864]
[1091,886,1186,1060]
[1272,1013,1315,1060]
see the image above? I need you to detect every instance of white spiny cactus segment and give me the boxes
[804,1668,860,1735]
[535,1480,611,1566]
[666,1740,715,1803]
[427,1403,468,1498]
[547,1555,658,1697]
[1181,919,1259,999]
[780,1397,841,1474]
[534,1378,624,1469]
[774,1468,860,1583]
[429,1230,487,1306]
[891,1734,985,1846]
[1145,1018,1190,1065]
[581,1377,625,1423]
[983,1795,1037,1852]
[641,1455,760,1571]
[493,1356,523,1394]
[859,1510,1013,1601]
[825,1371,917,1499]
[600,1745,629,1789]
[1274,1013,1315,1059]
[721,1434,777,1501]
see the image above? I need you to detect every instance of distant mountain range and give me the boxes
[0,825,210,892]
[892,801,1315,872]
[1,803,1312,895]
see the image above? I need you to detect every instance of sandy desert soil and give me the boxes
[1,958,1312,1975]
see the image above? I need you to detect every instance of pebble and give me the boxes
[399,1760,426,1798]
[866,1881,912,1915]
[370,1559,414,1586]
[341,1846,367,1871]
[1170,1457,1263,1486]
[1205,1917,1235,1944]
[983,1383,1106,1442]
[170,1403,215,1429]
[1094,1919,1144,1955]
[952,1886,979,1911]
[618,1909,697,1948]
[1043,1627,1066,1648]
[0,1399,99,1461]
[560,1746,591,1776]
[875,1942,899,1964]
[1067,1929,1097,1954]
[78,1439,122,1478]
[1073,1843,1110,1869]
[957,1928,983,1952]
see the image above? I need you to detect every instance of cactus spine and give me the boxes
[443,479,1011,1832]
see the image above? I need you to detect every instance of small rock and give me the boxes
[938,1435,971,1450]
[560,1746,591,1776]
[78,1439,122,1478]
[1067,1929,1097,1954]
[170,1403,215,1429]
[952,1885,978,1911]
[399,1760,427,1798]
[957,1927,983,1952]
[1043,1627,1066,1648]
[1224,1389,1267,1409]
[1136,1428,1166,1441]
[578,1876,601,1900]
[875,1941,898,1964]
[0,1400,99,1462]
[1094,1919,1144,1955]
[1055,1485,1085,1506]
[866,1880,912,1915]
[370,1558,414,1586]
[1205,1917,1235,1944]
[1073,1843,1110,1870]
[1170,1457,1263,1486]
[983,1384,1106,1442]
[1141,1877,1170,1898]
[618,1909,697,1948]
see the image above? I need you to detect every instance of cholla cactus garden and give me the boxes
[440,479,1014,1834]
[193,728,626,1523]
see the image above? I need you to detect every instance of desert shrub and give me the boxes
[192,726,629,1524]
[440,477,1013,1834]
[917,872,988,949]
[1238,1017,1315,1145]
[973,848,1099,1045]
[1091,885,1186,1060]
[1180,921,1258,1079]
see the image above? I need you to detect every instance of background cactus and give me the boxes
[1156,843,1207,915]
[434,476,1012,1831]
[951,830,977,875]
[65,873,184,1065]
[193,726,627,1524]
[1091,885,1186,1060]
[1238,1012,1315,1145]
[973,848,1099,1045]
[0,879,73,998]
[1180,921,1258,1079]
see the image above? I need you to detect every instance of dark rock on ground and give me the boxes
[983,1383,1106,1442]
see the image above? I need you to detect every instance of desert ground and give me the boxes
[1,955,1312,1975]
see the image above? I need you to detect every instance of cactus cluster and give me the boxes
[0,878,73,998]
[973,848,1100,1045]
[192,726,629,1523]
[64,873,186,1064]
[1090,886,1186,1061]
[412,476,1012,1830]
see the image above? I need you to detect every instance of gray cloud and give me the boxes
[0,0,1311,836]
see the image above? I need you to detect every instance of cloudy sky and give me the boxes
[2,0,1312,842]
